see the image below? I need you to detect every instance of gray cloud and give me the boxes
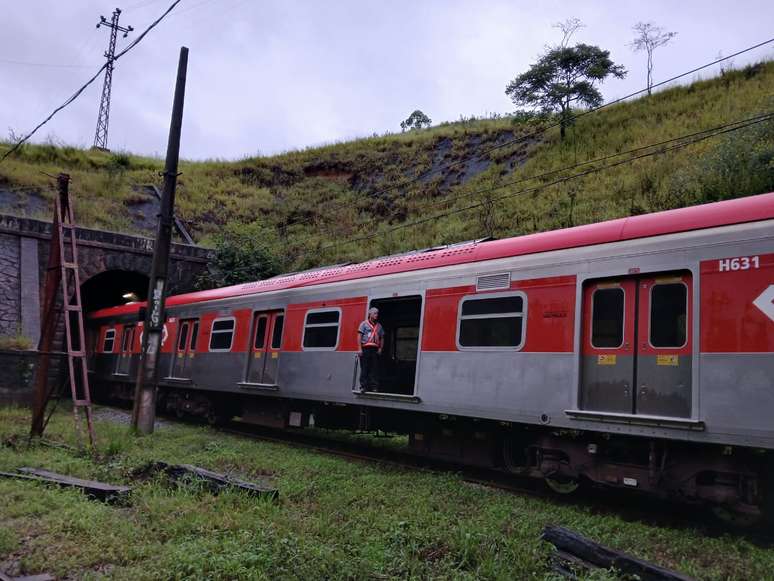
[2,0,772,160]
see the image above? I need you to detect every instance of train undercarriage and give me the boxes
[99,380,773,528]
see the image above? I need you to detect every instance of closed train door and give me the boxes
[115,325,135,376]
[245,310,284,386]
[171,318,198,379]
[580,272,692,417]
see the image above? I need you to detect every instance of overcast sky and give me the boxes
[2,0,773,160]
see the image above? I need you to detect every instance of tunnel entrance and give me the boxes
[80,270,149,313]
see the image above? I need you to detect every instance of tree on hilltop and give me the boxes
[505,20,626,140]
[400,110,432,132]
[630,22,678,95]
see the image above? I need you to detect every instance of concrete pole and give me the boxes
[131,47,188,434]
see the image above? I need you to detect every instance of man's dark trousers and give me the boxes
[359,346,379,391]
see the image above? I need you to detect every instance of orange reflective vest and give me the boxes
[363,320,382,348]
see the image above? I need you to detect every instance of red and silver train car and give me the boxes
[89,192,774,522]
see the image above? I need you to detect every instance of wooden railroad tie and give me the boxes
[541,525,695,581]
[133,461,279,499]
[0,468,130,504]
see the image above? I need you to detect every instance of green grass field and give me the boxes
[1,406,773,580]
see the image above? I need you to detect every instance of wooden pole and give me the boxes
[131,47,188,434]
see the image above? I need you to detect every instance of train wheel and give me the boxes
[545,476,580,495]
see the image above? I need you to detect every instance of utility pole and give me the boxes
[131,47,189,435]
[93,8,133,151]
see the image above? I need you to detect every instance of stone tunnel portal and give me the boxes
[80,270,150,313]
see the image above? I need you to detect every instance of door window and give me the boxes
[591,287,624,348]
[253,317,268,349]
[102,329,116,352]
[177,322,189,352]
[271,315,284,349]
[650,283,687,348]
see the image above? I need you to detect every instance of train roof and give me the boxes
[90,192,774,320]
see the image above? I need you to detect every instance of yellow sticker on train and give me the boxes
[657,355,678,366]
[597,354,616,365]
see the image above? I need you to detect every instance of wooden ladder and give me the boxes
[31,174,96,449]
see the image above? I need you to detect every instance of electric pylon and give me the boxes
[93,8,133,151]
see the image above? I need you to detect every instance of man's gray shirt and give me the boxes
[358,320,384,346]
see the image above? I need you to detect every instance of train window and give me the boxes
[121,326,135,352]
[177,323,189,351]
[271,315,284,349]
[650,283,687,348]
[102,329,116,353]
[209,318,235,351]
[303,309,340,349]
[591,288,624,348]
[253,317,268,349]
[457,293,526,349]
[189,320,199,351]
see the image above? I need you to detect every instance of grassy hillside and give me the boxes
[1,61,773,274]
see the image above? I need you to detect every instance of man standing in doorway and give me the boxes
[357,307,384,392]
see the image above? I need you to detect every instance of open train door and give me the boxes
[580,272,692,417]
[365,295,422,396]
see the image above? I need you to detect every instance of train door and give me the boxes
[115,325,135,376]
[365,295,422,396]
[245,311,284,386]
[580,272,692,417]
[635,274,692,417]
[172,318,198,379]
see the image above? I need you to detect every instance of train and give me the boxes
[87,192,774,525]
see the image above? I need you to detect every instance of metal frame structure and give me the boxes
[31,174,96,448]
[93,8,133,151]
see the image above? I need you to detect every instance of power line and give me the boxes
[318,111,774,252]
[392,112,774,219]
[305,113,774,243]
[0,0,182,166]
[283,35,774,230]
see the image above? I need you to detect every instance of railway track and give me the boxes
[217,419,774,545]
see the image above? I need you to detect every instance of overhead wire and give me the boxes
[316,111,774,252]
[369,112,774,222]
[0,0,183,166]
[282,35,774,229]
